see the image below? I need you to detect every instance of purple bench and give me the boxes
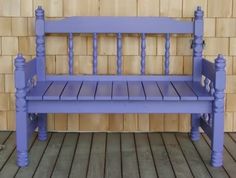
[15,6,226,167]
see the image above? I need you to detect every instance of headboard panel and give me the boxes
[45,16,194,34]
[35,6,203,82]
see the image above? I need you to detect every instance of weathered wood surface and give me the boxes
[0,132,235,177]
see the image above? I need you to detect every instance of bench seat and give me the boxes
[27,81,213,101]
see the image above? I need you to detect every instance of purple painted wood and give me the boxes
[157,81,179,100]
[142,81,162,100]
[25,58,37,83]
[141,33,146,75]
[190,114,201,141]
[38,113,47,141]
[211,54,226,167]
[68,33,74,75]
[78,81,97,100]
[26,81,52,100]
[202,59,215,82]
[193,7,203,82]
[171,81,197,100]
[112,81,128,100]
[35,6,46,81]
[60,81,82,100]
[45,17,194,34]
[200,118,212,139]
[46,75,193,81]
[95,81,112,100]
[28,100,212,114]
[117,33,122,75]
[128,81,145,100]
[14,54,29,167]
[43,81,67,100]
[186,82,214,100]
[164,33,170,75]
[93,33,98,75]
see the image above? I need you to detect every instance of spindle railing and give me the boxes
[66,33,174,76]
[68,33,73,75]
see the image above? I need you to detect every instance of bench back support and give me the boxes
[35,6,203,81]
[193,7,204,82]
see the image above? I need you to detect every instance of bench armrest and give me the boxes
[202,54,226,94]
[14,54,37,91]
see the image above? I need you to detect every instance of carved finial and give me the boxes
[195,6,203,19]
[35,6,44,19]
[15,53,25,70]
[215,54,226,71]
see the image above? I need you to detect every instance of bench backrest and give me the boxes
[35,6,203,82]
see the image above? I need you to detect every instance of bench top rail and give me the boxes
[45,16,194,34]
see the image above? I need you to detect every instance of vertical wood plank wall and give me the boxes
[0,0,236,132]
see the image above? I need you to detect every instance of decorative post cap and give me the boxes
[15,53,25,68]
[195,6,203,19]
[215,54,226,70]
[35,6,44,18]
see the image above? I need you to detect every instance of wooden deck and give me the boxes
[0,132,235,178]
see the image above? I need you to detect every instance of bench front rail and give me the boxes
[14,6,226,168]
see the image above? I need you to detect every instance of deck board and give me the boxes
[135,133,157,178]
[203,134,236,178]
[0,131,11,144]
[121,133,140,178]
[105,133,122,178]
[69,133,92,178]
[33,133,65,178]
[15,133,52,178]
[176,133,211,178]
[0,132,235,177]
[162,133,193,178]
[224,134,236,161]
[0,133,37,178]
[51,133,78,178]
[0,133,16,170]
[193,135,229,178]
[87,133,106,178]
[148,133,175,178]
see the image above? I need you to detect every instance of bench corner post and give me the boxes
[211,54,226,167]
[38,113,48,141]
[35,6,46,81]
[190,114,201,141]
[193,6,204,82]
[15,54,29,167]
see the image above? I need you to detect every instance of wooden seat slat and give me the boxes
[78,81,97,100]
[187,82,214,100]
[157,81,179,100]
[128,81,145,100]
[60,81,82,100]
[43,81,67,100]
[142,81,162,100]
[95,81,112,100]
[112,81,128,100]
[26,81,52,100]
[172,81,198,100]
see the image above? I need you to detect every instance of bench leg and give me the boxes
[16,111,29,167]
[211,111,224,167]
[190,114,200,141]
[38,113,47,141]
